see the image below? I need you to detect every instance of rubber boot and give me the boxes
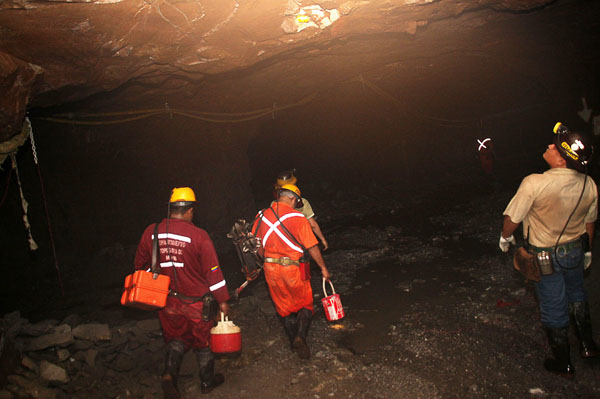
[569,301,600,359]
[292,308,312,360]
[544,327,575,379]
[280,313,298,349]
[195,347,224,394]
[162,340,185,399]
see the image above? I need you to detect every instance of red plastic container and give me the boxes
[321,279,345,321]
[121,270,170,310]
[210,313,242,353]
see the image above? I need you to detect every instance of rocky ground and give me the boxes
[2,174,600,399]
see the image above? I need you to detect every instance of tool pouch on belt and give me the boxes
[513,227,554,283]
[201,293,219,322]
[299,252,311,281]
[513,247,542,282]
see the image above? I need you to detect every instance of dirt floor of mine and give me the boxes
[14,171,600,399]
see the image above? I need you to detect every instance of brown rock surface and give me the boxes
[0,0,559,142]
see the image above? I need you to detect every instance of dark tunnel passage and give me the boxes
[2,0,600,398]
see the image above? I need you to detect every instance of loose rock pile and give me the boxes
[0,311,165,399]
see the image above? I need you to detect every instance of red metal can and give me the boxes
[321,279,345,321]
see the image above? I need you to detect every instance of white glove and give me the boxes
[499,234,516,253]
[584,251,592,270]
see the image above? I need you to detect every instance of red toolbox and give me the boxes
[121,270,170,310]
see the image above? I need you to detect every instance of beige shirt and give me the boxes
[503,168,598,247]
[297,198,315,219]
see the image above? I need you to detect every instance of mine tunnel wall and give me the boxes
[1,78,597,315]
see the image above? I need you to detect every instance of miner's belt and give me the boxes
[264,257,300,266]
[169,290,204,303]
[530,238,582,254]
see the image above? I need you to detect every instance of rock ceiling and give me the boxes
[0,0,577,145]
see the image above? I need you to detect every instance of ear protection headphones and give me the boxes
[291,193,303,209]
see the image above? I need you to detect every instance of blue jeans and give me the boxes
[534,247,587,328]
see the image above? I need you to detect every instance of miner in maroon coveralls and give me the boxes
[134,187,230,399]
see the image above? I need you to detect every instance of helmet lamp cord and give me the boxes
[553,165,587,269]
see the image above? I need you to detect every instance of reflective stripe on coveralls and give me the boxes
[209,280,226,292]
[152,232,192,243]
[153,230,226,294]
[259,211,305,253]
[256,207,315,316]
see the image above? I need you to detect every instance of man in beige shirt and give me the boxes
[499,123,599,378]
[274,170,329,250]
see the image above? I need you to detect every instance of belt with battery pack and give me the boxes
[169,290,204,303]
[264,257,300,266]
[526,233,588,274]
[168,290,219,321]
[529,237,584,254]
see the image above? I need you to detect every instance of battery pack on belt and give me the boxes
[530,237,583,253]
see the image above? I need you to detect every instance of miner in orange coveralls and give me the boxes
[134,187,230,399]
[252,184,331,359]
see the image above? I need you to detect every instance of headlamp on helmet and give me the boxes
[552,122,593,171]
[276,169,297,187]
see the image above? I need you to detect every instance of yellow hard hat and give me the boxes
[280,184,301,198]
[279,184,303,208]
[170,187,196,205]
[276,169,297,187]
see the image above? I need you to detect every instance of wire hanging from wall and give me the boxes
[34,94,317,126]
[0,166,12,209]
[355,74,547,128]
[10,152,38,252]
[28,118,65,297]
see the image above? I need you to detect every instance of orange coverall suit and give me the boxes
[253,201,318,317]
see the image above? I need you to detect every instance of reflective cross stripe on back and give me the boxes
[260,211,305,253]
